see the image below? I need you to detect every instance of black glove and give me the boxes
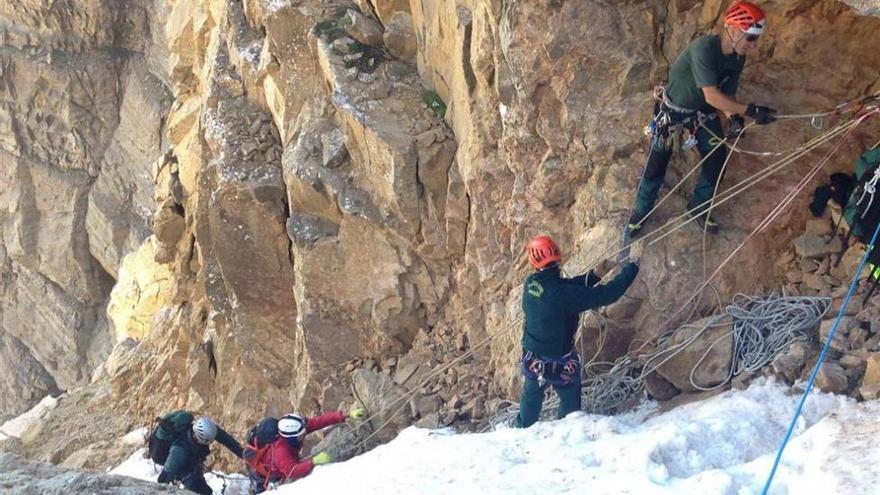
[745,103,777,125]
[727,115,746,140]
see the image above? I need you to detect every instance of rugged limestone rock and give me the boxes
[0,0,170,419]
[794,234,842,259]
[343,9,385,47]
[0,453,177,495]
[815,362,849,394]
[771,341,813,383]
[3,0,880,471]
[644,371,681,401]
[657,315,734,393]
[384,12,417,63]
[0,335,59,422]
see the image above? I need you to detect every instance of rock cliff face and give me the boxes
[2,0,880,465]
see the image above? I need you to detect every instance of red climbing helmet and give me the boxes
[526,236,562,270]
[724,1,766,35]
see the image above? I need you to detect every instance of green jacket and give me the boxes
[666,34,745,112]
[521,263,639,357]
[159,428,243,482]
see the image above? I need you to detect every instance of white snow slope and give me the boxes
[0,394,58,441]
[112,378,880,495]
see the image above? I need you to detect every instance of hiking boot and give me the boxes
[625,211,647,238]
[686,210,720,234]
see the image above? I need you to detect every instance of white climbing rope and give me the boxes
[483,294,831,429]
[333,108,875,454]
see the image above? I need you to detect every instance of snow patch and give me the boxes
[240,41,262,66]
[0,394,58,440]
[111,449,251,495]
[120,427,149,446]
[264,0,291,15]
[109,379,880,494]
[288,379,870,495]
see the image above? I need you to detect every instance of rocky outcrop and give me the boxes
[0,0,171,419]
[0,452,178,495]
[657,315,734,393]
[3,0,880,472]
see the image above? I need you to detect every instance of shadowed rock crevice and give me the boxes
[3,0,880,472]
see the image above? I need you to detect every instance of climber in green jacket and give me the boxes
[516,236,640,428]
[627,1,777,237]
[157,416,243,495]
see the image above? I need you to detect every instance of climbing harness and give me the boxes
[521,350,581,388]
[646,85,718,152]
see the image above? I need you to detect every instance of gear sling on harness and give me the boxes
[521,350,581,387]
[646,85,718,152]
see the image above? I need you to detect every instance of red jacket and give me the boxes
[257,411,346,482]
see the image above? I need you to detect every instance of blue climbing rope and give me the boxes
[760,219,880,495]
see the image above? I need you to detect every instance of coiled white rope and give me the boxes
[483,294,830,429]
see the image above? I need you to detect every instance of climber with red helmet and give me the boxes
[516,236,640,427]
[626,1,777,237]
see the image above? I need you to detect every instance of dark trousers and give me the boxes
[515,377,582,428]
[181,469,213,495]
[632,114,727,218]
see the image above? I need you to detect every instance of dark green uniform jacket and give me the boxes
[666,34,745,112]
[521,263,639,357]
[158,428,244,482]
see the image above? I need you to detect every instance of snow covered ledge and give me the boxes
[0,395,58,442]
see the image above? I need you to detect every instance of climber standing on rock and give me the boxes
[626,1,777,237]
[153,414,243,495]
[516,236,640,428]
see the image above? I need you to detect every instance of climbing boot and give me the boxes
[686,210,719,234]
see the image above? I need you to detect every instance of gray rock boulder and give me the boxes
[656,315,734,393]
[0,453,178,495]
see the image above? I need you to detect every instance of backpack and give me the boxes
[147,410,194,465]
[243,417,281,487]
[837,148,880,299]
[843,147,880,244]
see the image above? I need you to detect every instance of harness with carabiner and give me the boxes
[521,349,581,387]
[645,85,718,152]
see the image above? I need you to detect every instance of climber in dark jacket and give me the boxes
[157,416,244,495]
[516,235,640,428]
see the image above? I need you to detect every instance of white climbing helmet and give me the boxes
[278,413,307,438]
[192,417,218,445]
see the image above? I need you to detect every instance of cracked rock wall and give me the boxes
[0,0,170,421]
[2,0,880,463]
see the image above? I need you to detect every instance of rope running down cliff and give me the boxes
[331,105,877,457]
[490,109,878,427]
[485,109,878,426]
[483,294,831,429]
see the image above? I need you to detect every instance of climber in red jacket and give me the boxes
[245,407,367,492]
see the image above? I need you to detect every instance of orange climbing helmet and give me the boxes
[526,235,562,270]
[724,1,766,35]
